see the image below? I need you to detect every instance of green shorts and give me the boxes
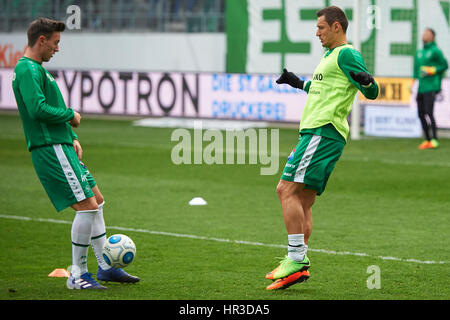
[31,144,96,212]
[281,133,345,195]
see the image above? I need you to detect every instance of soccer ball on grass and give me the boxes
[102,234,136,268]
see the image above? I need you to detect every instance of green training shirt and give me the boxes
[413,41,448,94]
[300,44,379,142]
[12,57,77,151]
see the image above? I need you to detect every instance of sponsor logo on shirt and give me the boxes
[313,73,323,81]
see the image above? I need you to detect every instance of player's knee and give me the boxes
[73,196,99,211]
[276,180,298,200]
[84,201,99,211]
[96,194,104,206]
[91,186,104,206]
[276,182,286,198]
[89,204,99,211]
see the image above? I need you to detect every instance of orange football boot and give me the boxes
[418,140,432,150]
[266,270,310,290]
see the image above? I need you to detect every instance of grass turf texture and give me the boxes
[0,112,449,300]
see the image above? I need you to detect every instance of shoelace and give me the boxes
[81,272,96,283]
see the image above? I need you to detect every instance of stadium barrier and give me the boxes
[0,68,449,132]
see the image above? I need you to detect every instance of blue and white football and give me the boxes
[102,234,136,268]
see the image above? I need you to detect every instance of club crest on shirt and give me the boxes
[288,148,295,160]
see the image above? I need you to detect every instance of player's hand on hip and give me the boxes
[276,68,304,89]
[70,111,81,128]
[349,71,374,86]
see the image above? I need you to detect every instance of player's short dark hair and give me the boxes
[317,6,349,33]
[427,28,436,38]
[27,18,65,47]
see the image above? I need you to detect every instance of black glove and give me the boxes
[276,68,304,89]
[349,71,374,86]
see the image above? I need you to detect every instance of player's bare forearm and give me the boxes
[73,139,83,160]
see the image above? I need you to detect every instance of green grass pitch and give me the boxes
[0,112,449,300]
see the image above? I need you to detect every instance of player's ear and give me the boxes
[333,21,340,33]
[37,35,47,46]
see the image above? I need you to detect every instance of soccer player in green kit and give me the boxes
[414,28,448,150]
[265,6,379,290]
[12,18,139,290]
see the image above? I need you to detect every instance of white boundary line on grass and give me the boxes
[1,214,447,265]
[340,155,450,168]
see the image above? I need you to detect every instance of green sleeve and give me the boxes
[338,48,379,100]
[433,47,448,75]
[19,66,74,124]
[303,80,311,93]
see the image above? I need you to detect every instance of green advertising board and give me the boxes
[226,0,449,77]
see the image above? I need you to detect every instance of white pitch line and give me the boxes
[0,214,447,265]
[340,155,450,168]
[280,152,450,169]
